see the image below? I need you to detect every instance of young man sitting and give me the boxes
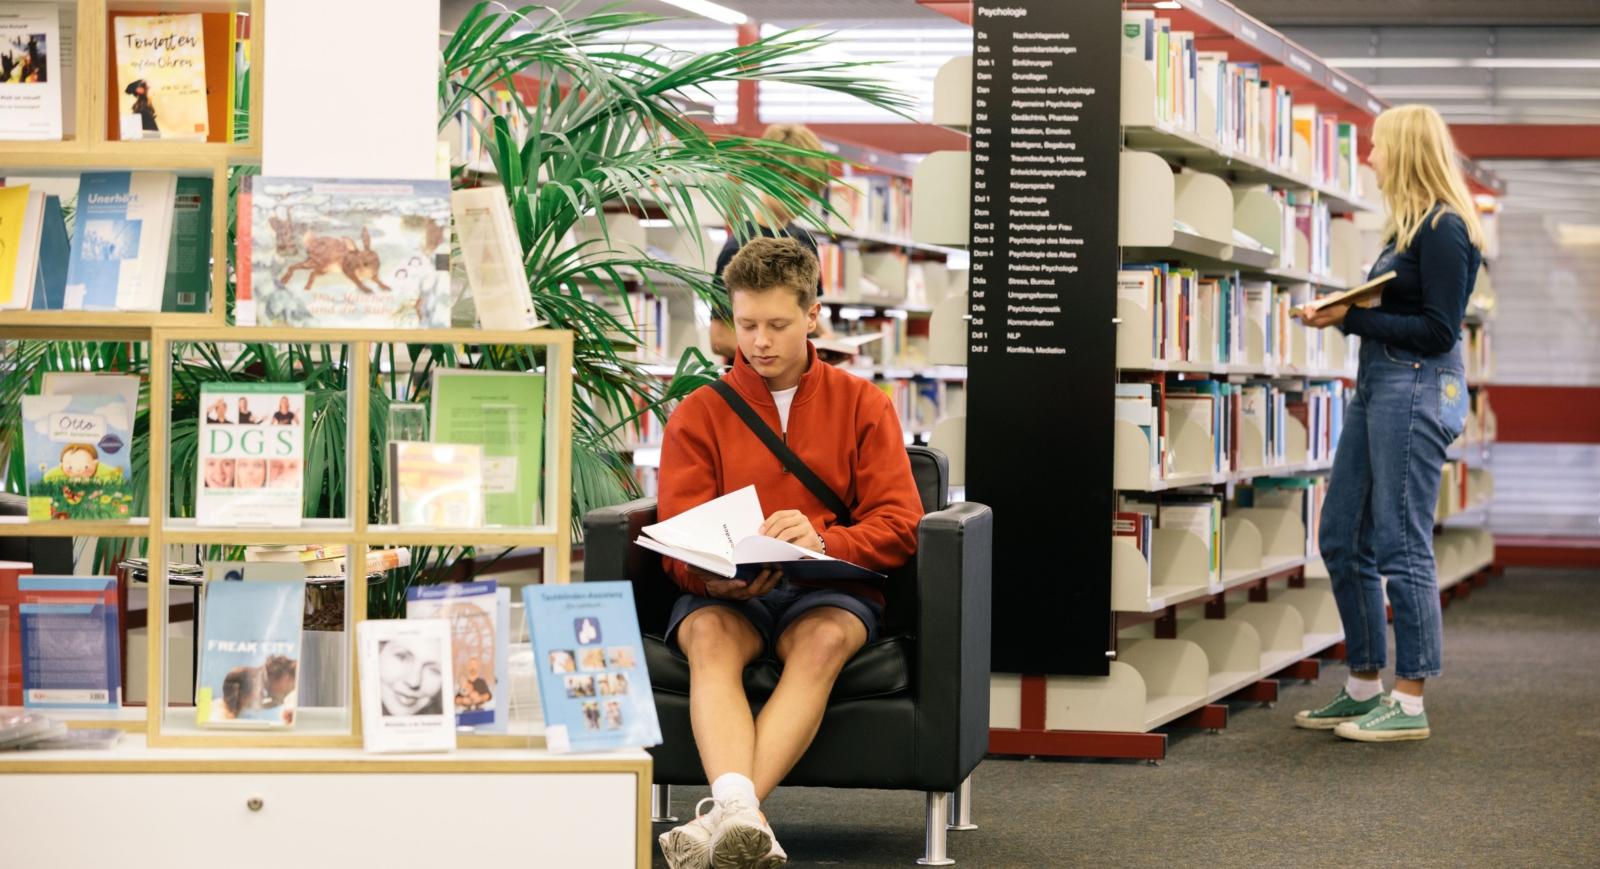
[656,237,924,869]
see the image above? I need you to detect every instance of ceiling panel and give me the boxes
[1239,0,1600,26]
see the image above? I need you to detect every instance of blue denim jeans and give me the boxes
[1318,338,1468,680]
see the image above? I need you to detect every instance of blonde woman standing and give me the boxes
[1295,105,1485,742]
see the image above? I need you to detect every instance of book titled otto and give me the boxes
[238,176,452,328]
[196,382,305,527]
[21,391,136,522]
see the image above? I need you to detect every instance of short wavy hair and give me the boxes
[722,236,819,311]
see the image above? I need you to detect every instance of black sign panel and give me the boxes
[967,1,1119,675]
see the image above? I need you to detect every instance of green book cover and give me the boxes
[162,176,214,313]
[429,370,546,527]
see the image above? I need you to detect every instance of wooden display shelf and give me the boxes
[0,517,150,538]
[90,139,262,166]
[0,310,223,335]
[363,526,562,548]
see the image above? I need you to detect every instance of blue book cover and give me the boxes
[18,576,120,709]
[406,580,501,728]
[196,579,306,728]
[64,171,176,311]
[21,392,136,521]
[522,582,660,753]
[30,195,70,310]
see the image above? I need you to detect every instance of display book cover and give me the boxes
[196,382,305,528]
[357,617,455,753]
[0,185,39,310]
[112,13,208,141]
[523,581,660,753]
[236,176,451,329]
[405,580,511,731]
[428,368,545,527]
[16,575,120,709]
[0,3,63,141]
[21,386,137,522]
[388,441,485,528]
[636,485,885,583]
[449,187,542,331]
[162,176,213,313]
[63,171,177,312]
[195,578,306,728]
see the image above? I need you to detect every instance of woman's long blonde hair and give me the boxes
[1373,104,1485,253]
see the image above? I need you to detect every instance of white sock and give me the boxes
[1346,675,1383,702]
[711,772,759,810]
[1391,689,1425,716]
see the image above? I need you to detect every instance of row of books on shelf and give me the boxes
[1463,321,1493,381]
[0,7,251,143]
[450,82,524,170]
[1118,265,1360,372]
[815,241,965,311]
[1437,460,1492,522]
[1117,377,1347,480]
[825,175,912,241]
[1120,10,1363,198]
[0,561,660,754]
[874,378,964,436]
[3,173,542,333]
[0,173,211,312]
[1114,477,1330,599]
[18,368,546,528]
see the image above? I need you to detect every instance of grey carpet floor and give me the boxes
[650,566,1600,868]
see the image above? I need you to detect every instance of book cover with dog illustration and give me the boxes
[21,392,137,522]
[196,578,305,728]
[0,4,62,140]
[239,176,452,329]
[112,13,207,141]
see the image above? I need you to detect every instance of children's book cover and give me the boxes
[523,581,659,753]
[21,392,136,521]
[112,13,207,141]
[243,176,451,328]
[406,580,499,728]
[196,579,305,728]
[196,382,305,527]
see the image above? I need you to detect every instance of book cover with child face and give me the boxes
[21,393,136,521]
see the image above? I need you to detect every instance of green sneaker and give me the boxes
[1334,696,1431,742]
[1293,688,1383,730]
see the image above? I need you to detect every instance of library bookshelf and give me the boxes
[917,0,1505,761]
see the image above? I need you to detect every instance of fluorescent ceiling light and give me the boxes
[657,0,748,26]
[1153,1,1183,8]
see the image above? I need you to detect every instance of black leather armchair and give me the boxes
[583,446,992,864]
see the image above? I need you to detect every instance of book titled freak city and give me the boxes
[523,582,659,753]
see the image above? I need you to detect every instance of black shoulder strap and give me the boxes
[708,380,853,527]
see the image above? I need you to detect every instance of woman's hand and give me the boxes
[761,509,824,553]
[699,567,782,601]
[1296,302,1350,329]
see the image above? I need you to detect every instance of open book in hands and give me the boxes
[1293,271,1397,318]
[636,485,885,583]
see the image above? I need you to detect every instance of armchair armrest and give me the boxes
[582,498,679,634]
[912,500,993,789]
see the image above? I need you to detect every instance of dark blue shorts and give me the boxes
[665,583,882,653]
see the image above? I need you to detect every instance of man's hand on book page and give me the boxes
[1295,301,1349,329]
[760,510,824,553]
[703,568,783,601]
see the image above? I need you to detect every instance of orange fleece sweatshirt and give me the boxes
[656,343,922,607]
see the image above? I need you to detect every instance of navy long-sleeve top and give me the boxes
[1341,206,1481,357]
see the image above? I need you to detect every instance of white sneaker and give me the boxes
[659,798,722,869]
[710,797,780,869]
[756,832,788,868]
